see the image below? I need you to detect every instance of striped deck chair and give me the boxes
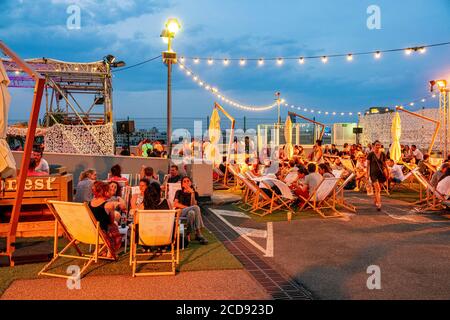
[39,200,118,280]
[130,209,179,276]
[298,177,343,218]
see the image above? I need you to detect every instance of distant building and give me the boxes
[115,127,167,146]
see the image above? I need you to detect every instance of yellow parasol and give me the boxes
[284,116,294,159]
[390,111,402,163]
[0,60,17,178]
[206,108,221,165]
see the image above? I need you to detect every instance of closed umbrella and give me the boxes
[0,60,16,178]
[390,111,402,163]
[206,108,221,165]
[284,116,294,159]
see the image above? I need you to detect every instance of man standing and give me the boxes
[32,148,49,174]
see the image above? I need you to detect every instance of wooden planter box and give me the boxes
[0,174,73,237]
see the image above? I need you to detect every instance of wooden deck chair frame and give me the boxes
[298,178,343,218]
[235,173,256,211]
[260,178,297,213]
[241,173,275,216]
[410,169,446,211]
[335,173,357,212]
[39,200,117,280]
[129,209,179,277]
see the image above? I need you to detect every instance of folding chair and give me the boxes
[39,200,117,280]
[260,178,297,212]
[240,173,275,216]
[298,177,343,218]
[335,172,357,212]
[410,169,447,211]
[129,209,179,276]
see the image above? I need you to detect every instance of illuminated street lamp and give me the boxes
[161,18,181,157]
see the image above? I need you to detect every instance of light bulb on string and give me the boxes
[374,51,381,59]
[321,56,328,63]
[194,58,200,64]
[239,59,246,66]
[276,58,283,66]
[346,54,353,61]
[299,57,305,64]
[258,58,264,66]
[223,59,229,66]
[419,47,426,54]
[207,58,214,65]
[405,48,413,55]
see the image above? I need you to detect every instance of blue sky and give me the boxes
[2,0,450,123]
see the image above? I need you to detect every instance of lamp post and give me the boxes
[161,18,181,157]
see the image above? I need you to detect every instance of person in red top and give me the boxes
[108,164,128,185]
[27,158,48,177]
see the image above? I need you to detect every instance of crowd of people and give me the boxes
[74,163,208,256]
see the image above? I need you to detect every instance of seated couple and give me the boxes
[131,176,208,245]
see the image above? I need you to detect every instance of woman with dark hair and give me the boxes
[143,182,170,210]
[173,176,208,245]
[318,163,335,178]
[89,181,125,257]
[130,178,150,216]
[109,164,128,185]
[367,140,389,211]
[108,181,126,223]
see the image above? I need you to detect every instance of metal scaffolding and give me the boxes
[1,57,113,125]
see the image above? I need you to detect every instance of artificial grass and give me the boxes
[0,229,242,296]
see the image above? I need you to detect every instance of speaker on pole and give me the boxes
[117,120,135,134]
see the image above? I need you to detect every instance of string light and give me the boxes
[176,42,449,67]
[239,59,246,66]
[177,62,278,111]
[207,58,214,65]
[277,58,284,66]
[258,58,264,66]
[223,59,230,66]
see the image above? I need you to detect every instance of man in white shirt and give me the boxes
[436,175,450,199]
[411,145,424,163]
[32,149,49,174]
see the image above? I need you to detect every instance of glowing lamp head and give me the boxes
[437,80,447,89]
[374,51,381,59]
[165,18,181,35]
[347,54,353,61]
[299,57,305,64]
[405,48,413,55]
[258,58,264,66]
[321,56,328,63]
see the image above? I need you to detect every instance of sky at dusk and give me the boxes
[1,0,450,123]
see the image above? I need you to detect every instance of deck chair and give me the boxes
[335,172,357,212]
[39,200,117,280]
[298,177,343,218]
[130,209,179,276]
[240,173,275,216]
[410,169,447,210]
[260,178,297,212]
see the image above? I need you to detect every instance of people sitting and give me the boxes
[108,181,127,223]
[318,163,335,178]
[143,182,170,210]
[436,170,450,198]
[354,155,367,191]
[140,165,160,184]
[173,176,208,245]
[130,178,149,216]
[293,163,323,201]
[88,181,125,257]
[108,164,128,185]
[74,169,96,203]
[27,158,48,177]
[387,159,405,184]
[430,163,450,188]
[167,165,182,183]
[32,148,49,174]
[283,160,298,186]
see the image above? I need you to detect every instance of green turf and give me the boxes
[0,229,242,296]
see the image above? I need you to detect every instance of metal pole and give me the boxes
[167,60,172,157]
